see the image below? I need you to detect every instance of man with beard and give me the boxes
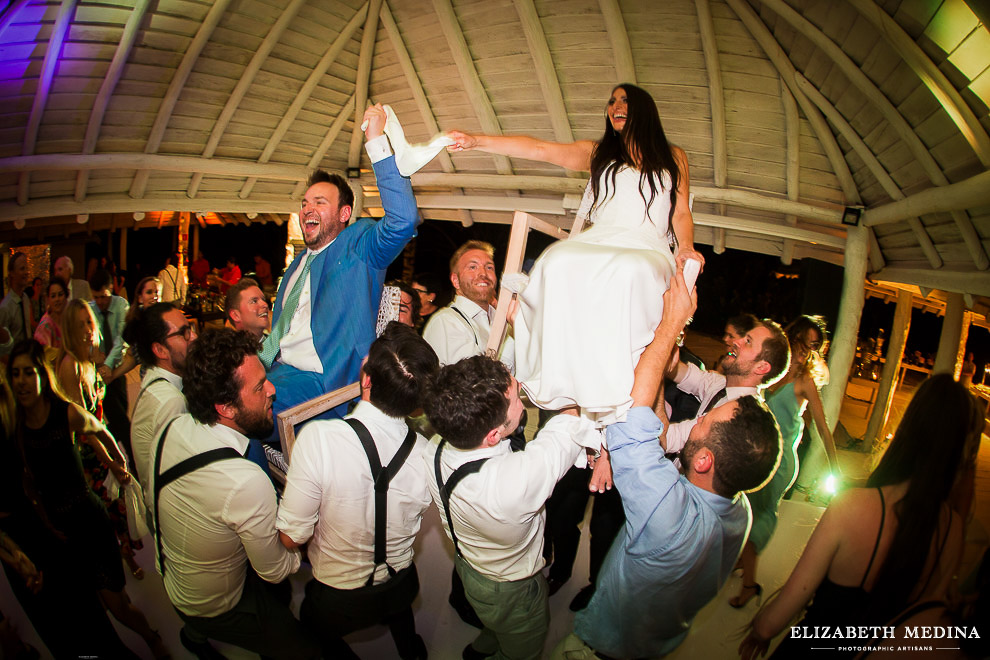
[153,328,318,659]
[423,240,513,371]
[125,302,198,494]
[225,277,270,340]
[258,103,419,456]
[663,318,789,456]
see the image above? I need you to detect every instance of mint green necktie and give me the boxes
[259,253,313,368]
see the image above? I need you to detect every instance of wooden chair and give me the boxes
[276,381,361,463]
[484,210,576,356]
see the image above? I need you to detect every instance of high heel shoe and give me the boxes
[729,583,762,608]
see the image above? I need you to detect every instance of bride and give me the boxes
[448,83,702,425]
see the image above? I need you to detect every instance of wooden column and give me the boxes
[864,289,912,445]
[119,228,127,271]
[933,293,965,376]
[192,224,199,267]
[178,212,190,302]
[800,225,869,489]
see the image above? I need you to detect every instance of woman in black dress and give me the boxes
[9,340,167,658]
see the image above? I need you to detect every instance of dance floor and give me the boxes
[2,332,987,658]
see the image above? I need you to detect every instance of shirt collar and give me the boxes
[350,399,409,435]
[452,294,490,319]
[208,422,251,455]
[144,365,184,392]
[437,433,510,467]
[306,238,335,258]
[725,385,760,400]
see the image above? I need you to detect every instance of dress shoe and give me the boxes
[546,576,567,596]
[179,627,226,660]
[569,584,595,612]
[449,593,484,628]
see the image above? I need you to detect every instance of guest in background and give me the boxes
[158,255,185,303]
[33,278,68,352]
[740,374,979,658]
[0,252,33,353]
[387,280,421,328]
[57,299,143,580]
[54,256,92,302]
[221,257,242,289]
[411,272,448,327]
[28,276,44,330]
[254,254,273,288]
[225,277,270,340]
[10,340,166,658]
[190,250,210,286]
[126,276,161,324]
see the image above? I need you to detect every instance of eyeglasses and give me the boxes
[166,324,193,341]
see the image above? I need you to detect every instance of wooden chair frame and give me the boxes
[485,210,578,357]
[277,381,361,463]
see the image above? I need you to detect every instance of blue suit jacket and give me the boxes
[270,155,418,394]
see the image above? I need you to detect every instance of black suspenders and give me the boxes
[152,419,244,576]
[450,306,480,348]
[433,438,490,557]
[344,418,418,587]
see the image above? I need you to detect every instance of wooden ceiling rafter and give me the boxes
[793,73,942,269]
[432,0,513,175]
[781,81,801,266]
[864,169,990,227]
[290,93,357,198]
[765,0,989,271]
[0,0,30,38]
[378,1,474,227]
[727,0,862,208]
[129,0,234,198]
[186,0,309,198]
[348,0,384,168]
[695,0,728,256]
[513,0,574,148]
[17,0,77,206]
[846,0,990,168]
[239,2,371,199]
[598,0,635,83]
[74,0,152,203]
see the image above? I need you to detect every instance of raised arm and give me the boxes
[447,131,596,173]
[67,401,130,484]
[670,146,703,269]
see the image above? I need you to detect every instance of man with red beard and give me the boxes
[255,103,419,470]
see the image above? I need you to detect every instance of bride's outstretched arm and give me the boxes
[671,146,704,270]
[447,131,596,172]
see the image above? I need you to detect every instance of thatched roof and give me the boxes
[1,0,988,295]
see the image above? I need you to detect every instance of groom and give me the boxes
[256,104,420,465]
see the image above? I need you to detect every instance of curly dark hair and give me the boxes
[184,328,263,425]
[423,355,511,450]
[363,322,438,417]
[306,170,354,209]
[591,83,680,240]
[122,302,177,367]
[686,395,781,498]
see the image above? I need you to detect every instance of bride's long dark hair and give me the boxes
[590,83,681,229]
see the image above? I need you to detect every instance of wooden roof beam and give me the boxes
[432,0,512,174]
[695,0,729,261]
[187,0,308,198]
[75,0,152,203]
[781,80,801,266]
[762,0,987,270]
[725,0,861,204]
[864,169,990,226]
[380,1,473,228]
[129,0,233,198]
[598,0,635,83]
[240,2,369,199]
[793,73,942,269]
[290,94,357,198]
[846,0,990,168]
[0,0,31,40]
[17,0,76,206]
[513,0,574,147]
[348,0,384,169]
[872,266,990,298]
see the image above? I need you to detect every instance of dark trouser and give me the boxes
[178,572,319,660]
[103,376,133,466]
[300,564,425,660]
[544,466,624,585]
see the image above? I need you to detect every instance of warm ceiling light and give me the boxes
[76,214,89,224]
[13,218,25,229]
[247,212,258,219]
[133,212,145,221]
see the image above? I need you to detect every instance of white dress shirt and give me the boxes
[156,414,300,617]
[425,414,600,582]
[422,295,514,372]
[277,400,431,589]
[130,366,186,500]
[158,264,186,303]
[665,363,760,455]
[277,135,394,374]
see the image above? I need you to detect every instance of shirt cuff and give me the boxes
[365,135,393,163]
[605,406,664,452]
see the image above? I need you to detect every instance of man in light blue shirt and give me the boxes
[555,268,782,660]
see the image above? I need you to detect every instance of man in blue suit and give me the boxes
[257,104,419,465]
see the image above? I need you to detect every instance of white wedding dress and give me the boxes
[514,165,676,426]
